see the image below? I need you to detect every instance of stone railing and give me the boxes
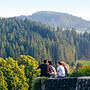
[40,77,90,90]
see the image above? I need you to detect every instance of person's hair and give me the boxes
[48,61,52,65]
[44,60,48,64]
[58,61,64,66]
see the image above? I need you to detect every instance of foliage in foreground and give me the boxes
[32,77,48,90]
[16,55,40,89]
[70,63,90,77]
[0,55,39,90]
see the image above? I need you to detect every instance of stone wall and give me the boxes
[40,77,90,90]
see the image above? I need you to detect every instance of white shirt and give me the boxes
[57,65,65,77]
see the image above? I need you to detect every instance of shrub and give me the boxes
[16,55,40,89]
[70,66,90,77]
[0,71,8,90]
[0,55,40,89]
[0,57,29,90]
[32,77,48,90]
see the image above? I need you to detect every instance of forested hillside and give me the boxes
[0,18,90,64]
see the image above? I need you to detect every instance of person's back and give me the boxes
[57,62,65,78]
[39,64,48,77]
[48,61,57,78]
[64,64,69,76]
[38,60,52,77]
[50,65,57,74]
[60,61,70,76]
[57,65,65,77]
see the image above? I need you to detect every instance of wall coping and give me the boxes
[48,76,90,79]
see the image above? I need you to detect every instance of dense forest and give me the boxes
[0,18,90,64]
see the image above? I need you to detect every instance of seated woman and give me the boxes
[48,61,57,78]
[57,61,65,78]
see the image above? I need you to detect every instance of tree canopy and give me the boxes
[0,18,90,64]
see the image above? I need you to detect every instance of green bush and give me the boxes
[0,71,8,90]
[0,55,40,90]
[16,55,40,89]
[70,66,90,77]
[32,77,48,90]
[0,57,29,90]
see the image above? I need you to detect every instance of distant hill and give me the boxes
[18,11,90,31]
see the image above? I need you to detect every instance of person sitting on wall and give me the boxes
[48,61,57,78]
[60,61,70,77]
[37,60,52,77]
[57,61,65,78]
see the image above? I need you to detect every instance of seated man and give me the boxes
[37,60,52,77]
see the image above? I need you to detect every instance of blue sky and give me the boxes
[0,0,90,20]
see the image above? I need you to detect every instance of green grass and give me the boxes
[76,30,90,34]
[79,60,90,66]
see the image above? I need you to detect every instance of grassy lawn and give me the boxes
[79,60,90,66]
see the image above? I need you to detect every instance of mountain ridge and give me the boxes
[17,11,90,31]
